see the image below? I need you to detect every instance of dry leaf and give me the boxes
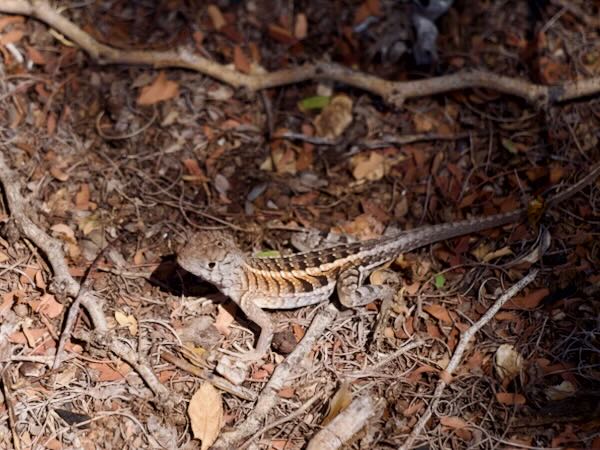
[37,293,64,319]
[423,304,452,325]
[51,223,76,242]
[75,183,90,210]
[403,400,424,417]
[182,158,207,183]
[277,387,295,399]
[472,243,513,262]
[137,72,179,105]
[188,383,224,450]
[0,250,8,263]
[336,213,384,240]
[207,5,226,30]
[0,16,24,33]
[291,323,305,341]
[35,270,46,290]
[314,94,353,139]
[23,327,48,347]
[503,288,549,310]
[78,214,102,236]
[494,344,523,383]
[89,361,130,382]
[0,291,15,318]
[294,13,308,40]
[233,45,250,74]
[115,310,138,336]
[26,44,46,65]
[214,305,235,336]
[322,382,352,425]
[351,151,385,181]
[0,29,24,46]
[440,416,468,429]
[545,381,576,401]
[271,146,297,175]
[50,165,69,181]
[496,392,526,405]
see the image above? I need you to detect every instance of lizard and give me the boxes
[177,163,600,361]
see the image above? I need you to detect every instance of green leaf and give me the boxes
[434,274,446,289]
[255,250,281,257]
[501,138,518,154]
[298,95,330,112]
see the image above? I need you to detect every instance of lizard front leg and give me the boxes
[235,292,274,361]
[337,267,396,307]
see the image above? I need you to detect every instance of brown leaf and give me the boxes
[336,213,384,240]
[26,45,46,65]
[23,327,48,347]
[50,165,69,181]
[0,29,24,46]
[37,293,64,319]
[207,5,226,30]
[440,416,468,429]
[502,288,549,310]
[188,383,223,450]
[47,111,57,135]
[182,158,207,183]
[75,183,90,210]
[351,151,385,181]
[403,400,424,417]
[35,270,46,290]
[291,323,305,341]
[51,224,76,243]
[233,45,250,74]
[214,304,235,336]
[496,392,526,405]
[267,24,296,44]
[0,292,15,319]
[277,387,295,399]
[89,361,130,382]
[0,16,24,33]
[294,13,308,40]
[114,310,138,336]
[494,311,520,321]
[423,304,452,325]
[314,94,353,139]
[322,382,352,425]
[137,72,179,106]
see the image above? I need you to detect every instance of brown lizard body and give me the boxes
[177,164,600,360]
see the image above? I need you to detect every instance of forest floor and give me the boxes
[0,1,599,449]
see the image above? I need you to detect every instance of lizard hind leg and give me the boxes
[337,267,396,308]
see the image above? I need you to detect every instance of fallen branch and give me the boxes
[1,0,600,107]
[213,304,339,449]
[306,394,384,450]
[0,151,173,406]
[398,269,539,450]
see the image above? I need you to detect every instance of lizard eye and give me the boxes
[207,262,216,269]
[215,241,224,248]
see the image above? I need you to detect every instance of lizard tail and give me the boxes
[386,160,600,252]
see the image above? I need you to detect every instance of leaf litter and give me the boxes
[0,1,598,449]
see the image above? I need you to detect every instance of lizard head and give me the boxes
[177,230,246,291]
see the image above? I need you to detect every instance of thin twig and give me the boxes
[52,243,111,370]
[1,368,21,450]
[213,304,339,449]
[160,351,256,401]
[0,152,173,405]
[2,0,600,107]
[398,269,539,450]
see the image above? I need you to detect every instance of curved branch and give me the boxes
[2,0,600,107]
